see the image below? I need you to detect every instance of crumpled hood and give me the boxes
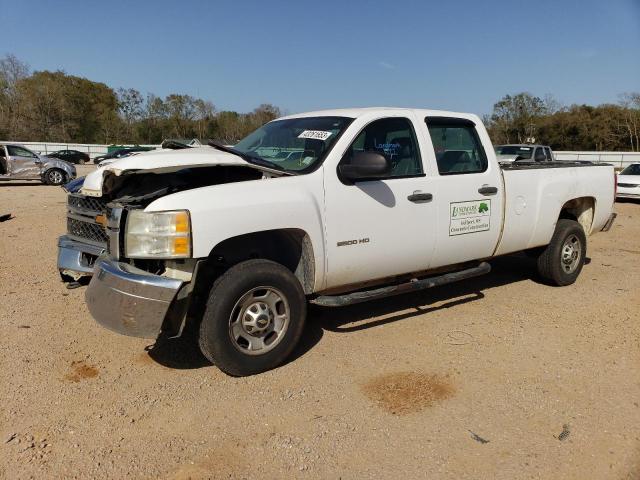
[80,147,260,197]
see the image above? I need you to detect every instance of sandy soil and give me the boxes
[1,177,639,479]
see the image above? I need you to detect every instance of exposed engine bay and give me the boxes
[100,165,268,206]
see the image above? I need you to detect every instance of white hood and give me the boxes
[81,147,259,197]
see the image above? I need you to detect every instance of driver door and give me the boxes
[7,145,41,178]
[323,116,437,290]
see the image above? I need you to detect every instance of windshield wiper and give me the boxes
[207,140,289,173]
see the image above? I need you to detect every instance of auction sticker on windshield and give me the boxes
[298,130,333,140]
[449,200,491,236]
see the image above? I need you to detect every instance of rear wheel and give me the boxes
[536,219,586,286]
[44,168,66,186]
[199,259,307,376]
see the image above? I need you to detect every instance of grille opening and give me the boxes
[67,217,108,244]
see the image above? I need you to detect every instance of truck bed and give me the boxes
[495,162,615,256]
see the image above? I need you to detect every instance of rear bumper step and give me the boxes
[311,262,491,307]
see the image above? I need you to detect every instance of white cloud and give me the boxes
[378,61,396,69]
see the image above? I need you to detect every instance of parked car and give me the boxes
[93,147,154,164]
[97,151,145,167]
[47,149,90,164]
[616,163,640,199]
[58,108,616,376]
[0,143,76,185]
[495,144,555,162]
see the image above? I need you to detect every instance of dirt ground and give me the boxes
[1,173,639,479]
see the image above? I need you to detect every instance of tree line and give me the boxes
[1,54,639,151]
[0,54,281,145]
[484,92,640,151]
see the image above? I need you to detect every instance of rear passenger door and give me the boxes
[424,117,504,268]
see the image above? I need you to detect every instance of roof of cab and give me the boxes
[278,107,480,122]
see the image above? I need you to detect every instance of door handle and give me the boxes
[407,192,433,203]
[478,186,498,195]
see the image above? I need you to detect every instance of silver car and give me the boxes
[0,143,76,185]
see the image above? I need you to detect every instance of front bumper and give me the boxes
[86,258,183,338]
[57,235,106,280]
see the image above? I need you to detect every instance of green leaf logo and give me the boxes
[479,203,489,214]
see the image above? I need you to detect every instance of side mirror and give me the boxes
[339,151,391,181]
[534,152,546,162]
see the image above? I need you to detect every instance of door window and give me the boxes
[7,146,37,158]
[426,119,487,175]
[544,147,552,160]
[343,117,423,178]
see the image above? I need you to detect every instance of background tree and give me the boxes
[117,88,144,141]
[2,53,639,152]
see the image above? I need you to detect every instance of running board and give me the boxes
[311,262,491,307]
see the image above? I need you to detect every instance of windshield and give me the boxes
[495,146,533,158]
[233,116,352,172]
[620,164,640,175]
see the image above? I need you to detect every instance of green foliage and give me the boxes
[2,53,639,151]
[0,53,282,145]
[486,92,640,151]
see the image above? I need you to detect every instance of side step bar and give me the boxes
[311,262,491,307]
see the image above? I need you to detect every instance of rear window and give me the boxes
[495,146,533,159]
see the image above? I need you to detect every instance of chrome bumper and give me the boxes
[86,258,183,338]
[57,235,106,280]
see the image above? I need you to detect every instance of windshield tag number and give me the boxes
[298,130,332,140]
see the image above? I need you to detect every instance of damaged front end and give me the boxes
[58,155,281,338]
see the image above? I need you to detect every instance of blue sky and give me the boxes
[1,0,639,116]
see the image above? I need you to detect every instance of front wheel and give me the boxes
[536,219,586,286]
[44,168,66,185]
[199,259,307,376]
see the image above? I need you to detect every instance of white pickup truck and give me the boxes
[58,108,617,376]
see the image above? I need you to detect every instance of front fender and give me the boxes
[43,158,76,179]
[145,172,327,290]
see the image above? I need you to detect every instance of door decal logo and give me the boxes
[449,200,491,236]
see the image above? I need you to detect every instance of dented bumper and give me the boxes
[85,257,183,338]
[57,235,105,280]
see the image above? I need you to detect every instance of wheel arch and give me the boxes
[558,196,596,235]
[205,228,316,295]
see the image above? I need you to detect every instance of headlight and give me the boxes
[125,210,191,259]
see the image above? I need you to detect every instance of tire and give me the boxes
[536,219,586,286]
[44,168,66,186]
[199,259,307,376]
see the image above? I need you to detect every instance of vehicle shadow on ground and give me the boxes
[0,182,45,187]
[146,321,211,370]
[290,253,559,362]
[145,253,568,371]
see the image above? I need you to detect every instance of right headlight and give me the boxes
[125,209,191,259]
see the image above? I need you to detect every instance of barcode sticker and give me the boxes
[298,130,333,140]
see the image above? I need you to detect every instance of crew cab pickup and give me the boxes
[58,108,617,376]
